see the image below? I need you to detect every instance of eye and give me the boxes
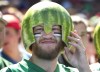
[52,26,61,34]
[34,27,44,35]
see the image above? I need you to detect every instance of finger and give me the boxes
[68,42,80,48]
[70,31,81,39]
[68,42,86,52]
[68,36,81,44]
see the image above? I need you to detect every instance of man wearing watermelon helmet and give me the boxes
[1,1,91,72]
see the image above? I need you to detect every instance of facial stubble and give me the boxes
[32,40,64,60]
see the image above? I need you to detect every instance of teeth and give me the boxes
[53,34,61,37]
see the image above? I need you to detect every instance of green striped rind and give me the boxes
[94,23,100,58]
[22,1,73,50]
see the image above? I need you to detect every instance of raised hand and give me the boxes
[64,30,91,72]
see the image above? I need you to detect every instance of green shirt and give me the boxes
[0,59,79,72]
[0,57,12,70]
[90,63,100,72]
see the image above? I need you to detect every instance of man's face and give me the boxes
[32,25,64,60]
[0,22,5,48]
[3,27,20,49]
[74,22,87,47]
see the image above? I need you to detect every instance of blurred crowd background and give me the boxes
[0,0,100,71]
[1,0,100,17]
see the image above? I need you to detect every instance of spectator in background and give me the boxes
[89,23,100,72]
[86,13,100,64]
[71,15,97,65]
[0,14,31,69]
[71,15,88,47]
[0,11,12,70]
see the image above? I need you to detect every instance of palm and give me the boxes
[65,47,86,68]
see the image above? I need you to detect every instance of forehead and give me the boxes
[74,23,86,29]
[6,27,15,31]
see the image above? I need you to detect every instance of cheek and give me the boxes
[12,36,19,42]
[34,36,40,44]
[55,36,62,44]
[6,35,18,43]
[0,32,5,41]
[81,36,87,47]
[34,34,42,42]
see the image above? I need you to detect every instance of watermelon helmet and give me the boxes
[22,1,74,50]
[94,23,100,58]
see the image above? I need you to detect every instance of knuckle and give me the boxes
[76,39,80,42]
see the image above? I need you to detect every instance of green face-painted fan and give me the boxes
[22,1,74,50]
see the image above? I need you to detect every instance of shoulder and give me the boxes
[0,57,12,70]
[0,63,20,72]
[0,67,12,72]
[57,63,79,72]
[90,63,100,71]
[0,59,27,72]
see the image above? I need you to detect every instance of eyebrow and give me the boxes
[33,26,43,30]
[33,25,61,30]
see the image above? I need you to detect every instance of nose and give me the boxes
[42,32,53,39]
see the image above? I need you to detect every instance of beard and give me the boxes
[32,40,64,60]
